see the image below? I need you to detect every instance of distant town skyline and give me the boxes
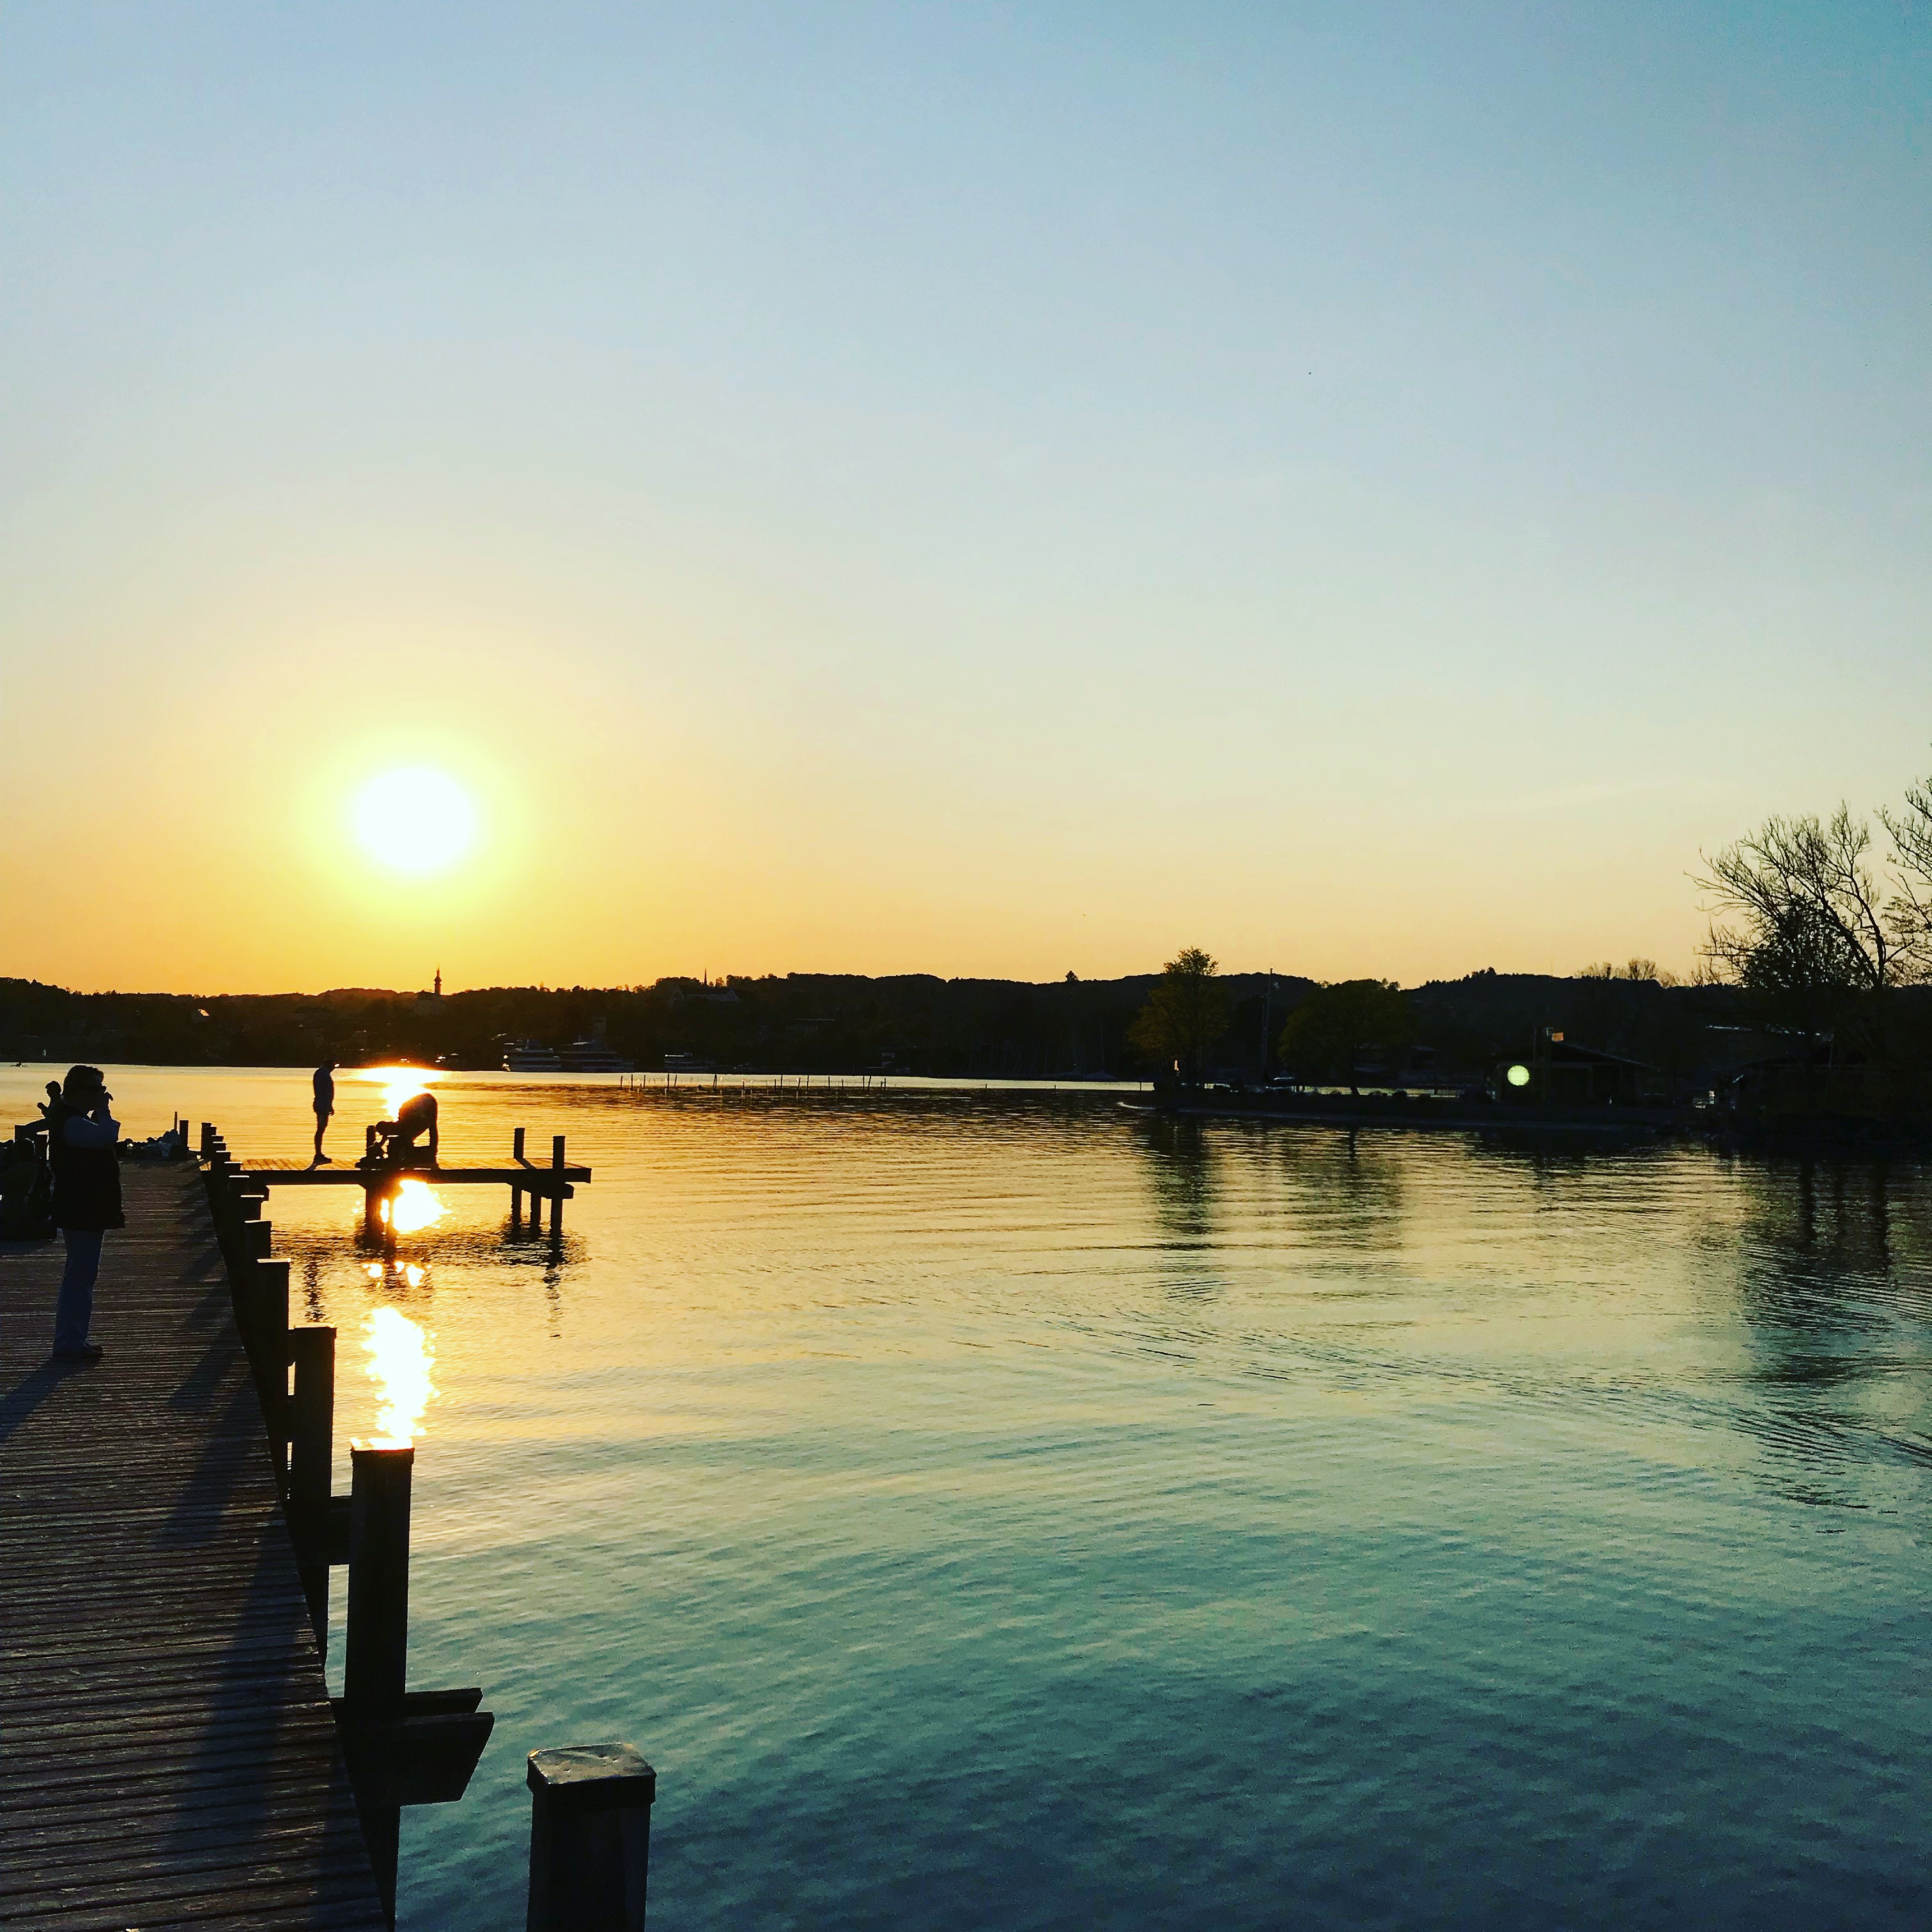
[4,3,1928,995]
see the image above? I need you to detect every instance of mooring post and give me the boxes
[239,1219,274,1322]
[345,1442,413,1713]
[290,1325,336,1649]
[551,1135,566,1239]
[363,1185,385,1242]
[254,1258,292,1473]
[346,1441,414,1921]
[526,1743,656,1932]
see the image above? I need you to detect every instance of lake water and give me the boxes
[8,1064,1932,1929]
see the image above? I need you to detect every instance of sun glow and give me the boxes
[364,1065,441,1117]
[364,1306,436,1448]
[352,768,477,874]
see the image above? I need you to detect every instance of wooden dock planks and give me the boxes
[0,1164,387,1931]
[245,1159,587,1188]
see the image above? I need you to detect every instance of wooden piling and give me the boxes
[256,1256,292,1471]
[346,1441,415,1923]
[346,1444,413,1715]
[290,1324,337,1648]
[551,1135,566,1239]
[526,1743,656,1932]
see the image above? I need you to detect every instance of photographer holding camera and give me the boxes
[46,1065,123,1364]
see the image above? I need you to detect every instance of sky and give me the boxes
[3,1,1928,994]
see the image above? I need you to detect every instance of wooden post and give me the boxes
[363,1186,384,1241]
[346,1441,413,1920]
[229,1217,272,1342]
[511,1186,523,1234]
[514,1126,527,1163]
[550,1136,566,1240]
[345,1443,413,1713]
[256,1258,291,1475]
[290,1326,336,1651]
[526,1743,656,1932]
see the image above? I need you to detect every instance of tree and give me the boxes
[1697,794,1932,1060]
[1276,980,1416,1096]
[1880,769,1932,965]
[1127,947,1231,1082]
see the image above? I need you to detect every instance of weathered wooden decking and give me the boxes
[0,1164,386,1930]
[245,1157,589,1188]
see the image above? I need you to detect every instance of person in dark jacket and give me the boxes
[47,1064,122,1363]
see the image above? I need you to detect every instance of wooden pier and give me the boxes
[0,1162,388,1929]
[233,1125,589,1242]
[3,1124,650,1929]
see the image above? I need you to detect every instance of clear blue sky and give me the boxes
[4,3,1928,991]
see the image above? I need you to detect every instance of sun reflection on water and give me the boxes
[380,1177,448,1235]
[364,1306,437,1448]
[360,1064,441,1118]
[364,1260,427,1288]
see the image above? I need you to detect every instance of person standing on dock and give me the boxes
[311,1058,336,1166]
[47,1065,122,1365]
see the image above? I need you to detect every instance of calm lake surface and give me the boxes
[10,1065,1932,1929]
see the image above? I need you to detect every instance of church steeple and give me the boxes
[433,966,442,998]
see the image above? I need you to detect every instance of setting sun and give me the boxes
[352,768,477,875]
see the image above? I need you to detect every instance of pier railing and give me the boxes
[198,1122,655,1929]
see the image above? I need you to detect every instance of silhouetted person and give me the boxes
[47,1065,121,1364]
[311,1060,336,1166]
[22,1080,61,1145]
[367,1090,438,1169]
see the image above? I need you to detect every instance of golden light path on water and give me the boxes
[363,1305,437,1448]
[364,1065,440,1117]
[383,1176,448,1235]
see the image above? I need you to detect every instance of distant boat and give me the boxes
[502,1040,563,1072]
[559,1039,635,1074]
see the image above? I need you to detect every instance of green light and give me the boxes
[1506,1063,1531,1088]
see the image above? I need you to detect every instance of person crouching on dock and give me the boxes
[364,1090,439,1170]
[47,1065,122,1365]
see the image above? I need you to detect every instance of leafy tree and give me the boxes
[1127,947,1231,1082]
[1276,980,1416,1095]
